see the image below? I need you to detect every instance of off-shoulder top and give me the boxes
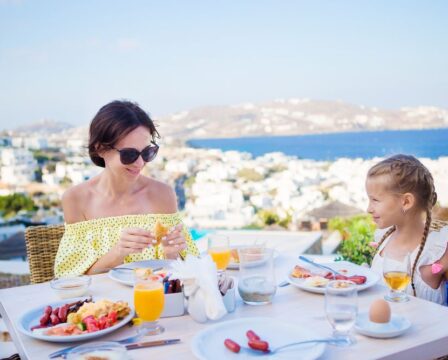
[54,213,200,277]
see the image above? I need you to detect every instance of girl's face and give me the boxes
[102,126,152,179]
[366,176,404,229]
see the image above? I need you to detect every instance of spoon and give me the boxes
[240,337,349,356]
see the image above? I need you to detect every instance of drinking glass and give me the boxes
[325,280,357,346]
[382,250,411,303]
[237,247,277,305]
[133,275,165,335]
[207,234,231,273]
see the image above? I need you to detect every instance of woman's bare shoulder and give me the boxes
[61,182,92,223]
[142,177,178,213]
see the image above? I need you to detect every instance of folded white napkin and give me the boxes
[170,254,227,322]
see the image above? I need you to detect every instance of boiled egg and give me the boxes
[369,298,391,323]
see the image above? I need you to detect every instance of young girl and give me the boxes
[367,154,448,304]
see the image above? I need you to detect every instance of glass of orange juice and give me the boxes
[207,234,231,273]
[134,275,165,335]
[382,250,411,303]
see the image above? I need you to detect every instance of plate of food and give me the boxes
[228,247,279,270]
[192,317,325,360]
[108,259,173,286]
[17,297,134,343]
[287,260,380,294]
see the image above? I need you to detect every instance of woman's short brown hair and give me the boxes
[88,100,160,167]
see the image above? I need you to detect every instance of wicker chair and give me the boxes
[24,224,65,284]
[430,219,448,232]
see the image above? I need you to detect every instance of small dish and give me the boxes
[355,312,411,338]
[50,276,91,299]
[67,341,129,360]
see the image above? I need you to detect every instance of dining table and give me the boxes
[1,246,448,360]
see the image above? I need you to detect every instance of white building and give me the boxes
[0,148,37,185]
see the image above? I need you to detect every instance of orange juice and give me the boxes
[384,271,411,291]
[134,282,165,322]
[209,247,231,270]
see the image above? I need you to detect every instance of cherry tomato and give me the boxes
[224,338,241,353]
[246,330,261,341]
[248,339,269,352]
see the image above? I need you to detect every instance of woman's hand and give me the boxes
[161,224,187,259]
[113,228,157,259]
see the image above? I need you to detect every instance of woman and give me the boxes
[54,100,199,277]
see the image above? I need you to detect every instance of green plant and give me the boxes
[0,193,37,218]
[329,215,376,265]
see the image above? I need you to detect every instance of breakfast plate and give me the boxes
[17,297,134,343]
[108,259,173,286]
[287,260,380,294]
[191,317,325,360]
[227,247,280,270]
[355,312,411,338]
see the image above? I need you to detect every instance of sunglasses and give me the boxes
[112,142,159,165]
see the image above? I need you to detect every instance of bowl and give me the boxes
[66,341,129,360]
[50,276,91,299]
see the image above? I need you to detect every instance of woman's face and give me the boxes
[102,126,153,178]
[366,175,404,229]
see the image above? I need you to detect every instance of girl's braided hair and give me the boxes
[368,154,437,296]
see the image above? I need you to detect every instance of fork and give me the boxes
[298,256,344,276]
[240,337,349,356]
[48,332,144,358]
[92,266,163,274]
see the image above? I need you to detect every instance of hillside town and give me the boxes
[1,127,447,237]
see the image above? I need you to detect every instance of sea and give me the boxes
[187,128,448,161]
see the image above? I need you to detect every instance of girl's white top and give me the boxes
[370,225,448,305]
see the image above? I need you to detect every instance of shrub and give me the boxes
[329,214,376,265]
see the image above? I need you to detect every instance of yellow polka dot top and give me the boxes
[54,213,200,277]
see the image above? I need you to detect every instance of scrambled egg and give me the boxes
[67,299,130,324]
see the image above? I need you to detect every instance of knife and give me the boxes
[49,338,181,358]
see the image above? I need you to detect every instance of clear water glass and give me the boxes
[325,280,358,346]
[237,247,276,305]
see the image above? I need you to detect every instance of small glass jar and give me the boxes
[66,341,129,360]
[50,276,91,299]
[237,247,276,305]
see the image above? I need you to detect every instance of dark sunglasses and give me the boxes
[112,142,159,165]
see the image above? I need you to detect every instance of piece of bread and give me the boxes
[291,265,312,278]
[134,268,153,279]
[154,221,169,245]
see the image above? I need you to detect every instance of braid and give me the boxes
[374,226,396,258]
[410,207,432,296]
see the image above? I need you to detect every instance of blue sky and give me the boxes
[0,0,447,128]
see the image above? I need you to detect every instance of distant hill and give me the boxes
[157,99,448,140]
[15,119,74,135]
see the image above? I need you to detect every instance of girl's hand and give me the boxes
[161,224,187,259]
[114,228,157,258]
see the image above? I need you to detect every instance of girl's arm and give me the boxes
[419,245,448,289]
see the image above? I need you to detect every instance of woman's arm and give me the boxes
[85,228,157,274]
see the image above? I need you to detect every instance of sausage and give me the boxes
[50,314,60,325]
[224,339,241,353]
[246,330,261,341]
[39,313,50,326]
[58,305,69,323]
[44,306,52,315]
[248,339,269,352]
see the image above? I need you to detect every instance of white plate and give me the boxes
[108,259,173,286]
[355,312,411,338]
[17,297,134,343]
[288,260,380,294]
[191,317,325,360]
[227,248,280,270]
